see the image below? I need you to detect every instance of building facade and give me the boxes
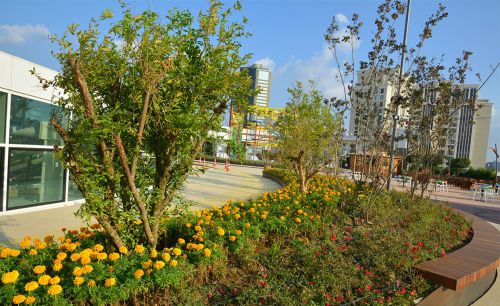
[240,64,272,128]
[347,70,493,169]
[0,51,83,215]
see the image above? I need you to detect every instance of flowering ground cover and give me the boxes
[0,171,470,305]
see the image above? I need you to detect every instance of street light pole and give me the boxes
[387,0,412,191]
[492,144,499,186]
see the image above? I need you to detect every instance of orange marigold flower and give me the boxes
[12,294,26,305]
[73,276,84,286]
[96,253,107,261]
[204,248,211,257]
[24,281,39,292]
[162,252,171,262]
[80,256,91,265]
[73,267,84,277]
[154,260,165,270]
[83,265,93,273]
[47,284,63,295]
[217,227,225,236]
[150,249,158,259]
[119,246,128,254]
[93,244,104,252]
[70,253,81,261]
[185,223,192,228]
[49,276,61,285]
[87,280,96,287]
[25,296,36,304]
[142,260,152,269]
[134,269,145,279]
[33,265,46,275]
[104,278,116,287]
[37,275,50,286]
[177,238,186,245]
[29,249,38,256]
[19,239,31,248]
[245,223,251,228]
[109,252,120,261]
[53,263,63,272]
[229,236,236,242]
[10,249,21,257]
[56,252,68,261]
[170,260,178,267]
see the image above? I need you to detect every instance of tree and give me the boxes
[450,158,470,175]
[274,81,342,193]
[34,1,252,249]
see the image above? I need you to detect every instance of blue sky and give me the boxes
[1,0,499,162]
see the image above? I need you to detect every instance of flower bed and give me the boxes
[0,173,471,305]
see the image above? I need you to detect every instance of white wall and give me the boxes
[0,51,59,103]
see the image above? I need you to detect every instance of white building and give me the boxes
[0,51,83,215]
[347,70,493,168]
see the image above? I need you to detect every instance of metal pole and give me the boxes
[387,0,411,191]
[495,144,498,186]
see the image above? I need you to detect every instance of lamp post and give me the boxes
[387,0,412,191]
[491,144,499,186]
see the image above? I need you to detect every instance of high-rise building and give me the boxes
[347,70,493,168]
[240,64,272,128]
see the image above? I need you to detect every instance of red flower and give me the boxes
[330,235,337,241]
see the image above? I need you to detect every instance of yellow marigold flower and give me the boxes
[109,252,120,261]
[108,266,114,273]
[49,276,61,285]
[297,209,303,214]
[280,216,286,221]
[119,246,128,254]
[87,280,96,287]
[229,236,236,242]
[162,252,171,262]
[104,277,116,287]
[295,217,302,223]
[24,281,39,292]
[261,214,267,219]
[170,260,178,267]
[133,220,142,225]
[134,269,144,279]
[38,275,50,286]
[142,260,152,269]
[235,230,242,235]
[194,225,202,232]
[177,238,186,245]
[53,262,63,272]
[29,249,38,256]
[96,253,107,261]
[249,208,256,213]
[80,248,92,257]
[198,236,204,242]
[10,249,21,257]
[70,253,81,261]
[93,244,104,252]
[80,256,91,265]
[73,276,84,286]
[197,219,204,225]
[154,260,165,270]
[172,248,182,256]
[204,248,211,257]
[36,242,47,250]
[245,223,251,228]
[33,265,46,275]
[217,227,225,236]
[25,296,36,304]
[234,213,241,219]
[150,249,158,258]
[12,294,26,305]
[47,284,63,295]
[185,223,192,228]
[1,247,11,258]
[83,265,93,273]
[56,252,67,261]
[19,239,31,248]
[196,244,204,251]
[135,245,145,253]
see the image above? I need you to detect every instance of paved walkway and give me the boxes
[0,164,280,248]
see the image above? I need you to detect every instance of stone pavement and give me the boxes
[0,164,280,248]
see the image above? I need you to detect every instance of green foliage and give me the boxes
[34,1,252,249]
[462,167,496,181]
[450,157,471,175]
[273,81,343,193]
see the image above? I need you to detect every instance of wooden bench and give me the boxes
[415,210,500,290]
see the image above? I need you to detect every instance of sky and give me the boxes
[1,0,499,162]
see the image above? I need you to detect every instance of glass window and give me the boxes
[68,175,83,201]
[0,92,6,143]
[9,95,62,145]
[7,149,64,209]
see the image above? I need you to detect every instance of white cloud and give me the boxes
[335,13,349,25]
[255,57,276,71]
[0,24,50,45]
